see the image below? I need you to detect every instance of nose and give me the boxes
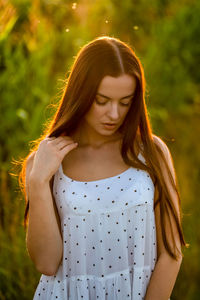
[107,102,120,120]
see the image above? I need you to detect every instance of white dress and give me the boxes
[33,153,157,300]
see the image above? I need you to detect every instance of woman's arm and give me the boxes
[25,136,78,275]
[25,152,63,276]
[144,250,182,300]
[144,136,183,300]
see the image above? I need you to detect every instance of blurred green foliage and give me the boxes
[0,0,200,299]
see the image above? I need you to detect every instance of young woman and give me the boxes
[21,36,187,300]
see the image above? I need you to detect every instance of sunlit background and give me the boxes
[0,0,200,299]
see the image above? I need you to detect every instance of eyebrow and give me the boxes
[96,92,135,100]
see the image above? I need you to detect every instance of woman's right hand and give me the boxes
[30,136,78,183]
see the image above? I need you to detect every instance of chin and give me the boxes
[100,128,119,136]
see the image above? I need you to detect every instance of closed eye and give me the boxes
[95,98,132,106]
[120,102,131,106]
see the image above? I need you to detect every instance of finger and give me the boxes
[56,139,75,149]
[53,136,75,145]
[45,136,56,140]
[59,140,77,150]
[60,142,78,156]
[45,136,64,145]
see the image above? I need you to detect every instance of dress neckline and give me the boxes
[59,163,133,184]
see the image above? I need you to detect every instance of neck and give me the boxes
[71,121,122,149]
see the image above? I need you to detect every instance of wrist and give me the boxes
[29,171,50,187]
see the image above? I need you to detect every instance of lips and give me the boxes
[102,123,118,131]
[103,123,117,125]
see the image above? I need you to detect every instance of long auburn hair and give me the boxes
[19,36,187,260]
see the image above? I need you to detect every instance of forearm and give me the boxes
[27,177,63,275]
[145,253,182,300]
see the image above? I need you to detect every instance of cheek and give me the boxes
[85,105,105,123]
[120,107,131,120]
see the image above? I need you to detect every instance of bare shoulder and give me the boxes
[152,134,176,181]
[152,134,170,156]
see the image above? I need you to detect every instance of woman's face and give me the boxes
[84,74,137,136]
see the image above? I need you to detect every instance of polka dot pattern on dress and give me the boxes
[33,153,159,300]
